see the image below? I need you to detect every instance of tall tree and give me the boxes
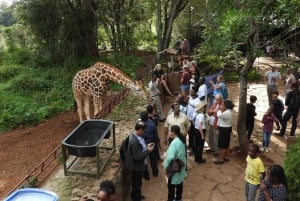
[156,0,189,52]
[17,0,98,64]
[97,0,153,51]
[203,0,300,153]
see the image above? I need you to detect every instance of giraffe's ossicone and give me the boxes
[72,62,149,122]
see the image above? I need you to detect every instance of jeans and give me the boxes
[263,131,271,148]
[245,181,259,201]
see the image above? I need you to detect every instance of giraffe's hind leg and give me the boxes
[83,96,91,120]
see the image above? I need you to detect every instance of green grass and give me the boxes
[224,68,261,82]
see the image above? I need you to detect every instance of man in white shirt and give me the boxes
[265,66,281,106]
[186,86,201,154]
[284,67,296,96]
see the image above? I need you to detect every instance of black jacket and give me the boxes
[125,133,149,171]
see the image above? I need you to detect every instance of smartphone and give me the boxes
[149,143,155,147]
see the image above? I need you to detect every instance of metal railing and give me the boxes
[3,62,154,199]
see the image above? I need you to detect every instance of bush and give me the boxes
[284,138,300,200]
[0,65,22,82]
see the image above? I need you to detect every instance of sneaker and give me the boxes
[265,148,269,152]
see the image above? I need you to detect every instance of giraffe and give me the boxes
[72,61,149,122]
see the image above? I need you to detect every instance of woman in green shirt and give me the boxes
[163,125,187,201]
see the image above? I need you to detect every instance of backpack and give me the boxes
[221,85,228,100]
[119,135,130,162]
[290,90,300,112]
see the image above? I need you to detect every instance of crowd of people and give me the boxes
[87,62,293,201]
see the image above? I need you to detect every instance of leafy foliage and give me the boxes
[285,138,300,200]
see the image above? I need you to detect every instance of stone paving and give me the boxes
[42,57,297,201]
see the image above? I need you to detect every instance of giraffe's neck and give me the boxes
[98,63,136,90]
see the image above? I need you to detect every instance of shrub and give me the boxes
[284,138,300,200]
[0,65,22,82]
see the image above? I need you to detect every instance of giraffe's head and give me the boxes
[127,80,150,101]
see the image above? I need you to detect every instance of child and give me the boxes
[262,108,279,152]
[271,91,284,131]
[246,95,257,142]
[245,143,265,201]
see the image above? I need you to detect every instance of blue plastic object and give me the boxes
[3,188,59,201]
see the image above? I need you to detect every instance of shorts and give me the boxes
[180,84,190,91]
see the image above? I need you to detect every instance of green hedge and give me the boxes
[285,137,300,200]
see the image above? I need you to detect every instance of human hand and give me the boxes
[147,143,155,152]
[260,182,267,191]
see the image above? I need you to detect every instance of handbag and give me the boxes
[166,157,184,177]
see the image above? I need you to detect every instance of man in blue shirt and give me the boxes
[140,111,161,178]
[205,67,224,107]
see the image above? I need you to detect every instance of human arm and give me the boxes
[154,127,162,149]
[260,183,287,201]
[131,141,150,161]
[198,117,205,140]
[163,143,177,170]
[217,109,231,119]
[163,125,169,145]
[262,114,270,124]
[264,71,269,83]
[208,103,217,116]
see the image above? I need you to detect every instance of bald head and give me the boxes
[215,94,222,100]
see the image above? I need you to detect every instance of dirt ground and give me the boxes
[0,111,79,198]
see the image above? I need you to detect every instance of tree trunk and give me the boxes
[237,23,260,154]
[237,59,254,154]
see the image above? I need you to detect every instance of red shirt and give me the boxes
[181,72,191,85]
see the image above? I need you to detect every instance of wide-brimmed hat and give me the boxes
[195,102,207,112]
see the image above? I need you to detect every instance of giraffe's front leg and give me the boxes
[94,93,107,119]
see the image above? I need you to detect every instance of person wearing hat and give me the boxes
[192,101,208,163]
[125,121,155,201]
[284,67,296,96]
[264,66,281,106]
[214,100,235,164]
